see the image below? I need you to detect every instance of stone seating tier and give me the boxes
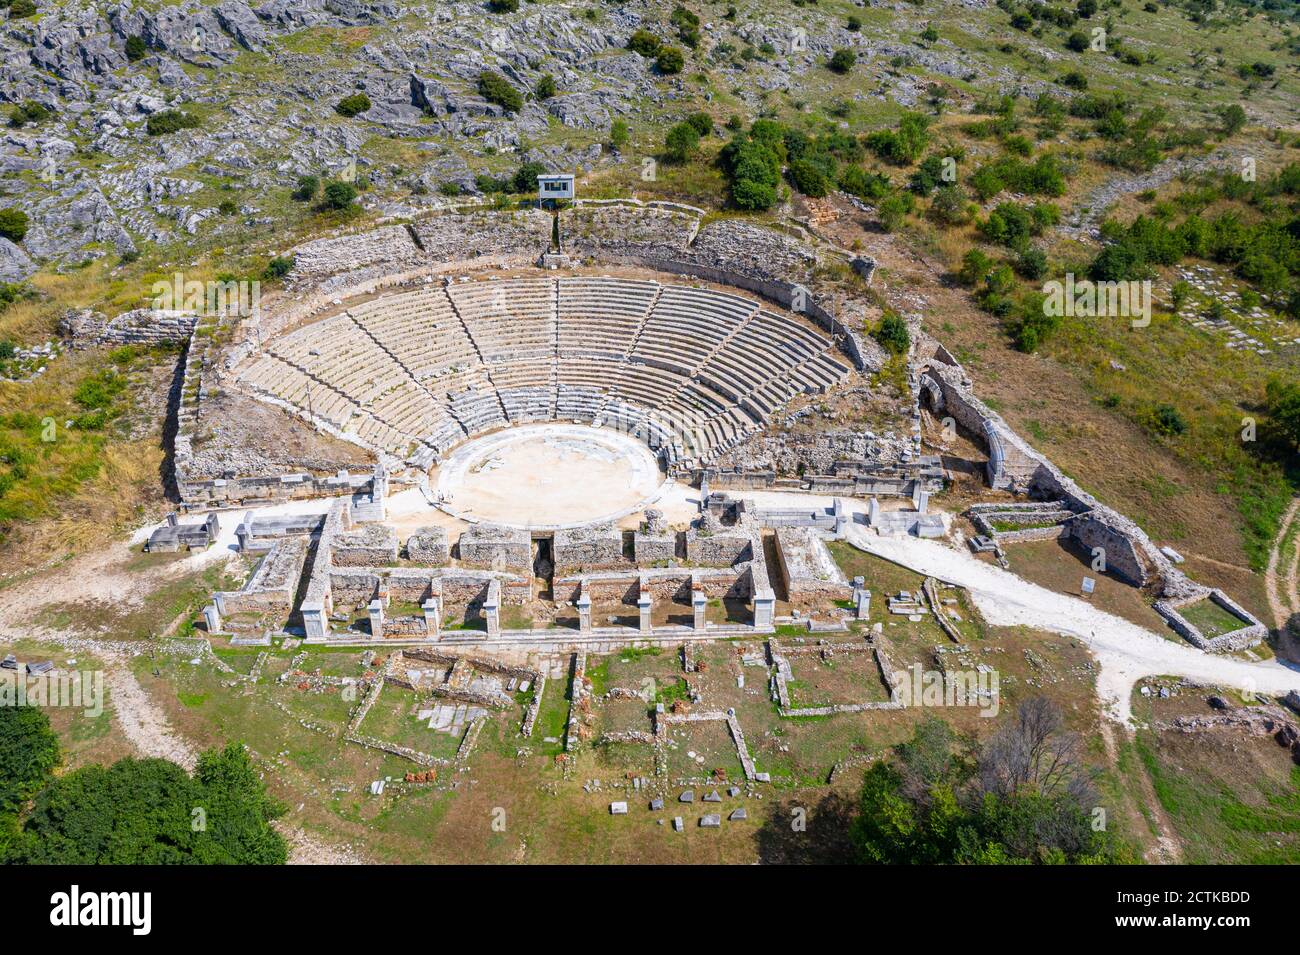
[235,276,852,468]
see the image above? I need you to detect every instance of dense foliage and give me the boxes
[851,701,1132,864]
[7,742,287,864]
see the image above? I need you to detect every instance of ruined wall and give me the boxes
[60,307,198,347]
[332,524,399,567]
[456,523,532,574]
[921,359,1199,598]
[553,522,624,574]
[405,526,450,565]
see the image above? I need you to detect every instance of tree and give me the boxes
[334,93,372,118]
[478,70,523,113]
[920,23,939,44]
[8,0,36,18]
[850,702,1128,864]
[510,161,548,193]
[322,180,358,210]
[609,118,630,151]
[663,121,701,163]
[1264,378,1300,453]
[873,312,911,355]
[829,48,857,74]
[0,208,29,243]
[488,0,518,11]
[656,46,685,74]
[1217,104,1247,137]
[1066,31,1090,53]
[1077,0,1097,17]
[125,35,147,62]
[535,74,557,100]
[0,706,59,820]
[9,744,286,864]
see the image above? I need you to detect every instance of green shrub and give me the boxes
[656,46,685,74]
[263,256,294,280]
[1151,404,1188,436]
[627,29,662,57]
[1015,246,1048,280]
[829,48,857,73]
[535,74,557,100]
[8,101,51,127]
[125,35,147,62]
[1065,31,1089,52]
[878,191,914,231]
[929,184,970,224]
[291,175,319,201]
[146,109,200,136]
[322,180,358,210]
[489,0,518,11]
[788,158,831,197]
[865,112,931,165]
[840,167,891,201]
[511,160,548,193]
[663,122,700,163]
[8,0,36,18]
[671,4,700,48]
[685,112,713,137]
[609,118,630,150]
[0,208,29,244]
[334,93,371,117]
[873,312,911,354]
[478,71,523,113]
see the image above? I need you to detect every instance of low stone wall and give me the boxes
[215,535,309,617]
[1155,590,1268,653]
[772,527,852,600]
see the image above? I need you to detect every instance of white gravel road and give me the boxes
[844,524,1300,723]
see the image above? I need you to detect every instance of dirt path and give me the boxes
[1265,498,1300,633]
[1098,721,1182,863]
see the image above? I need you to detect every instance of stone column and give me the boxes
[236,510,255,552]
[577,590,592,633]
[367,599,384,639]
[692,588,707,631]
[422,596,441,640]
[833,497,848,539]
[301,600,327,640]
[853,577,871,620]
[753,586,775,630]
[914,489,929,515]
[638,592,653,634]
[484,579,501,637]
[203,602,222,634]
[868,496,881,528]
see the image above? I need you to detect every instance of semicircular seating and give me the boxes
[235,275,852,470]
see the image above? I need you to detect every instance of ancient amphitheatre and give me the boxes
[9,195,1298,865]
